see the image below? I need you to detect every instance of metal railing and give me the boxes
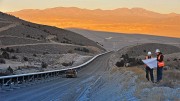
[0,51,110,91]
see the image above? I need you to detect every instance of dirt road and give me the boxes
[0,23,20,33]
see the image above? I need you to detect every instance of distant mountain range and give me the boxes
[8,7,180,38]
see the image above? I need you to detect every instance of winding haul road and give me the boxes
[0,52,112,101]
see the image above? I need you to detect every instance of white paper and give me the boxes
[142,58,157,69]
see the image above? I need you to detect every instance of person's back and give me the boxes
[145,52,154,83]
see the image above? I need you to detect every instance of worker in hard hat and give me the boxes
[155,49,165,83]
[145,51,154,83]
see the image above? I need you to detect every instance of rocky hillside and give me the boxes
[110,43,180,70]
[124,43,180,57]
[0,12,105,76]
[0,12,104,53]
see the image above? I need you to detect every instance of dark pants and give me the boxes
[157,67,163,82]
[146,67,154,82]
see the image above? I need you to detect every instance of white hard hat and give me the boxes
[148,51,152,55]
[155,49,160,53]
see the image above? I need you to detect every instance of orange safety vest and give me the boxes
[158,54,165,67]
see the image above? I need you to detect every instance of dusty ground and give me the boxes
[100,66,180,101]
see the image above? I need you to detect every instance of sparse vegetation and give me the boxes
[26,24,31,27]
[41,62,48,68]
[121,54,129,61]
[63,37,71,41]
[61,37,72,44]
[56,38,59,41]
[1,47,15,53]
[143,50,146,53]
[43,52,49,55]
[62,62,73,67]
[23,57,28,61]
[5,47,10,52]
[9,48,15,53]
[116,54,144,67]
[74,47,90,53]
[136,58,144,65]
[40,35,44,39]
[43,29,50,33]
[0,48,5,51]
[68,50,73,53]
[61,41,70,44]
[33,54,37,57]
[16,48,20,53]
[173,58,177,61]
[0,58,6,64]
[12,55,18,59]
[116,61,124,67]
[7,66,14,74]
[26,35,31,38]
[1,51,10,59]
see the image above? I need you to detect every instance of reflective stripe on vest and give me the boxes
[158,54,165,67]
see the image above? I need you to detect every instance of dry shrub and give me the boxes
[165,71,180,80]
[161,71,180,88]
[62,62,73,67]
[110,67,119,74]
